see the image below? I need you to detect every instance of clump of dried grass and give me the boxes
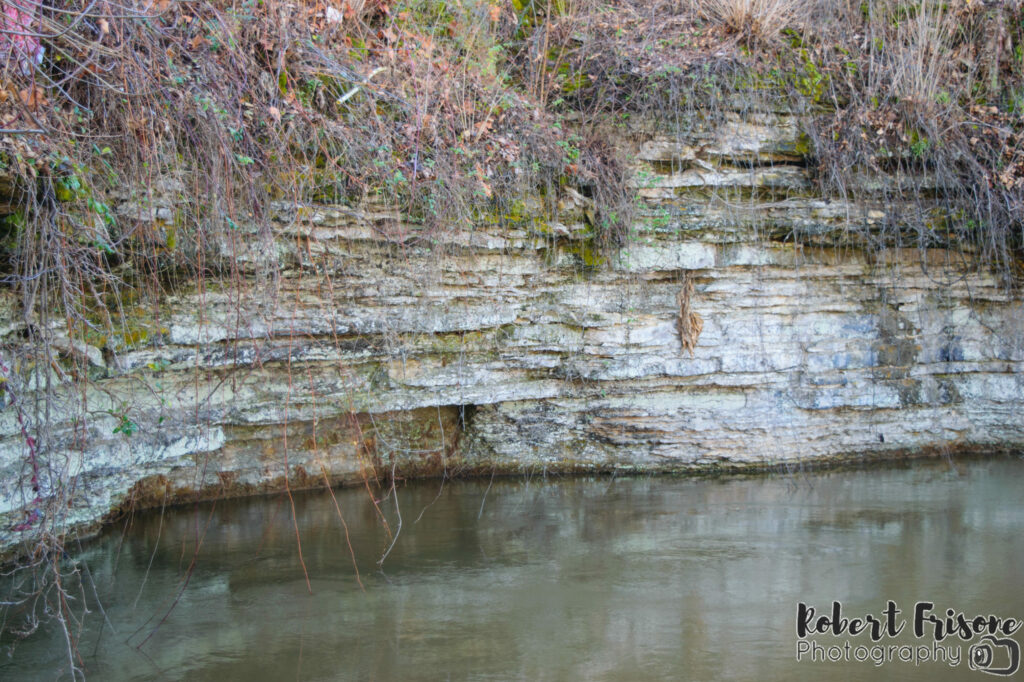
[677,273,704,357]
[698,0,805,45]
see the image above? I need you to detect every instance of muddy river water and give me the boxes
[3,455,1023,680]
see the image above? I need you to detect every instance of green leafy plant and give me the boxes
[110,410,139,437]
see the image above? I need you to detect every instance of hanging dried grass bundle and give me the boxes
[676,273,704,357]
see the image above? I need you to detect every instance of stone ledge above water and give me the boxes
[1,110,1022,555]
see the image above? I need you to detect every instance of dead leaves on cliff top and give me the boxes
[554,0,739,78]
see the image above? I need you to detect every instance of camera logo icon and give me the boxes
[969,635,1020,676]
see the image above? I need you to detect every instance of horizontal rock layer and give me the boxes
[1,112,1022,550]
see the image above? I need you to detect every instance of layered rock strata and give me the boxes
[1,112,1022,547]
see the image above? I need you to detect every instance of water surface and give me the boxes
[3,456,1023,680]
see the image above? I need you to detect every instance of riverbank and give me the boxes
[1,0,1023,563]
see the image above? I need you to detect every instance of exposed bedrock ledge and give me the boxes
[1,111,1023,551]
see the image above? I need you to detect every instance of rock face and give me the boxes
[1,112,1022,549]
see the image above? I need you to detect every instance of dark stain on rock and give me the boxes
[872,303,920,380]
[938,339,964,362]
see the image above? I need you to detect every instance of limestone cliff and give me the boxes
[1,112,1022,550]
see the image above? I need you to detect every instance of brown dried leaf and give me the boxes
[18,87,46,109]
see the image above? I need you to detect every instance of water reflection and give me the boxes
[2,456,1023,681]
